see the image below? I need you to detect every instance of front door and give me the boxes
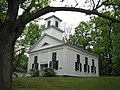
[40,64,48,69]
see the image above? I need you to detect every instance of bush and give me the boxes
[41,68,56,77]
[29,69,39,77]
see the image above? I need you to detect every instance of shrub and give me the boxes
[41,68,56,77]
[29,69,39,77]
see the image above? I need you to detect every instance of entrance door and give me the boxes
[40,64,48,69]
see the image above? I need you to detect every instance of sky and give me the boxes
[38,0,90,33]
[19,0,90,33]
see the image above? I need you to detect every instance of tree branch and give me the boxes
[95,0,109,9]
[19,0,26,4]
[18,6,120,25]
[104,3,120,7]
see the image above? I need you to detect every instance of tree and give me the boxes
[13,23,44,75]
[62,22,73,42]
[69,10,120,76]
[90,17,113,76]
[13,53,28,76]
[69,21,92,50]
[0,0,120,90]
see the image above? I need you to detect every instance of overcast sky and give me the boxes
[38,0,90,33]
[19,0,90,33]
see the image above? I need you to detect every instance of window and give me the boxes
[42,42,49,46]
[50,52,58,70]
[75,62,79,71]
[85,57,88,65]
[75,54,82,72]
[53,61,58,70]
[91,59,96,73]
[79,63,82,72]
[49,61,58,70]
[34,56,38,64]
[84,57,89,73]
[32,56,39,70]
[55,21,58,27]
[47,20,51,27]
[77,54,80,63]
[92,59,95,66]
[32,63,38,70]
[52,52,57,61]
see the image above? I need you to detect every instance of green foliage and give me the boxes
[111,23,120,75]
[13,54,28,73]
[16,23,45,48]
[41,68,56,77]
[69,8,120,76]
[13,77,120,90]
[28,69,39,77]
[68,21,92,51]
[14,23,45,73]
[20,0,50,13]
[89,15,120,76]
[0,0,7,20]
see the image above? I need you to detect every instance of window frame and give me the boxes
[47,20,51,27]
[55,21,58,27]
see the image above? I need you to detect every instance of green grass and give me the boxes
[13,77,120,90]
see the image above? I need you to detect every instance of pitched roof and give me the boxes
[44,15,62,21]
[28,34,97,57]
[65,43,98,57]
[28,33,65,53]
[42,25,64,33]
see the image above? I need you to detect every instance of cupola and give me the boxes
[42,15,64,40]
[45,15,62,28]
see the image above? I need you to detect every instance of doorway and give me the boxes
[40,64,48,69]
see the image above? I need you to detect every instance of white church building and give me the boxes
[27,15,99,77]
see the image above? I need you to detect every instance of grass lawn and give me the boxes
[13,77,120,90]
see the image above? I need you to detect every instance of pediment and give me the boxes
[42,42,49,46]
[29,34,64,53]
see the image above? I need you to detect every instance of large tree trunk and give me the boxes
[0,24,16,90]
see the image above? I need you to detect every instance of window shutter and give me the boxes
[32,64,34,69]
[77,54,80,63]
[75,62,77,71]
[88,65,89,73]
[56,61,58,70]
[94,67,96,74]
[49,61,52,68]
[84,64,87,72]
[91,66,93,73]
[92,59,95,66]
[80,63,82,72]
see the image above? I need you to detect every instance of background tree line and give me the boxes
[14,0,120,76]
[68,15,120,76]
[13,22,45,75]
[0,0,120,90]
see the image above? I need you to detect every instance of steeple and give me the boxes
[44,15,62,28]
[42,15,64,40]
